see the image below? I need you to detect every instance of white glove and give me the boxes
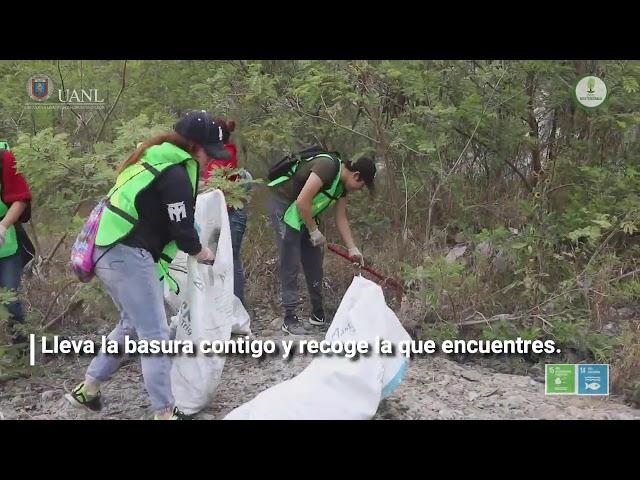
[195,246,215,264]
[0,225,6,248]
[348,246,364,266]
[309,228,326,247]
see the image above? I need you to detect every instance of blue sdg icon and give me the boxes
[577,364,609,395]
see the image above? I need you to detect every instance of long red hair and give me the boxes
[117,132,198,174]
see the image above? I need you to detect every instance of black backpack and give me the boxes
[267,146,341,182]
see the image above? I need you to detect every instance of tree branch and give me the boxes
[289,101,380,143]
[44,297,83,330]
[95,60,127,142]
[41,186,88,265]
[608,269,640,283]
[460,313,523,326]
[56,61,86,128]
[451,126,532,192]
[41,280,76,326]
[503,156,533,192]
[401,159,409,240]
[546,183,577,196]
[286,99,429,158]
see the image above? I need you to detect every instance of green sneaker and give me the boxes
[64,383,102,412]
[154,406,191,420]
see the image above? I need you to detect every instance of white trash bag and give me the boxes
[224,275,411,420]
[164,190,251,336]
[167,189,250,415]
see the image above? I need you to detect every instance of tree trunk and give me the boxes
[548,108,558,162]
[526,72,542,181]
[368,101,402,246]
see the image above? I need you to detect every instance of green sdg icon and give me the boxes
[545,364,577,395]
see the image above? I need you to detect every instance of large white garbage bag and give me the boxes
[224,275,411,420]
[167,189,250,415]
[164,190,251,336]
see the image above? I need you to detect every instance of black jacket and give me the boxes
[121,164,201,260]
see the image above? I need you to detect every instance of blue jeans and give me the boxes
[228,207,247,308]
[85,244,174,414]
[0,253,24,338]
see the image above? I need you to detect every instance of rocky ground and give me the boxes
[1,308,638,421]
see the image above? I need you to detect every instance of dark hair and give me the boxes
[346,157,376,195]
[118,132,197,174]
[214,118,235,143]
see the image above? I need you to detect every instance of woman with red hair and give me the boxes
[203,119,252,309]
[65,110,227,420]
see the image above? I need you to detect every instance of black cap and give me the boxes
[174,110,231,160]
[351,157,377,191]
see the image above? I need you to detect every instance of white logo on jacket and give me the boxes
[167,201,187,222]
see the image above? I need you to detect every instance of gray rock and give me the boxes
[270,318,282,329]
[615,308,635,319]
[533,406,558,418]
[445,245,467,264]
[460,371,482,382]
[492,251,511,274]
[505,395,528,408]
[480,388,500,397]
[612,412,637,420]
[467,391,481,402]
[475,241,494,257]
[594,413,611,420]
[438,408,455,419]
[0,408,17,420]
[565,406,585,419]
[41,390,59,403]
[196,413,216,420]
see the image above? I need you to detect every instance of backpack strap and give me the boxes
[310,152,342,198]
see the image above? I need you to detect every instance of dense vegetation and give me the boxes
[1,60,638,403]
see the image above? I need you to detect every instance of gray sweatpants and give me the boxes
[85,243,173,414]
[268,194,324,317]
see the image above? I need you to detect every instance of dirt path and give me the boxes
[1,314,638,420]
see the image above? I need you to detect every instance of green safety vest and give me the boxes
[267,154,344,231]
[95,142,199,293]
[0,181,19,259]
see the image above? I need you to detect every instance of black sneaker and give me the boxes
[281,314,311,335]
[64,382,102,412]
[155,406,192,420]
[309,311,329,327]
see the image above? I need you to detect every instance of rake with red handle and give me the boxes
[327,244,404,301]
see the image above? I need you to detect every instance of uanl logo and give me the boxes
[574,75,607,108]
[58,88,104,104]
[28,74,53,101]
[26,73,105,109]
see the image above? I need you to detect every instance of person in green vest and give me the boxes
[0,142,33,345]
[267,148,376,335]
[64,111,230,420]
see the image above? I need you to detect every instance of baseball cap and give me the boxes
[174,110,231,160]
[350,157,377,191]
